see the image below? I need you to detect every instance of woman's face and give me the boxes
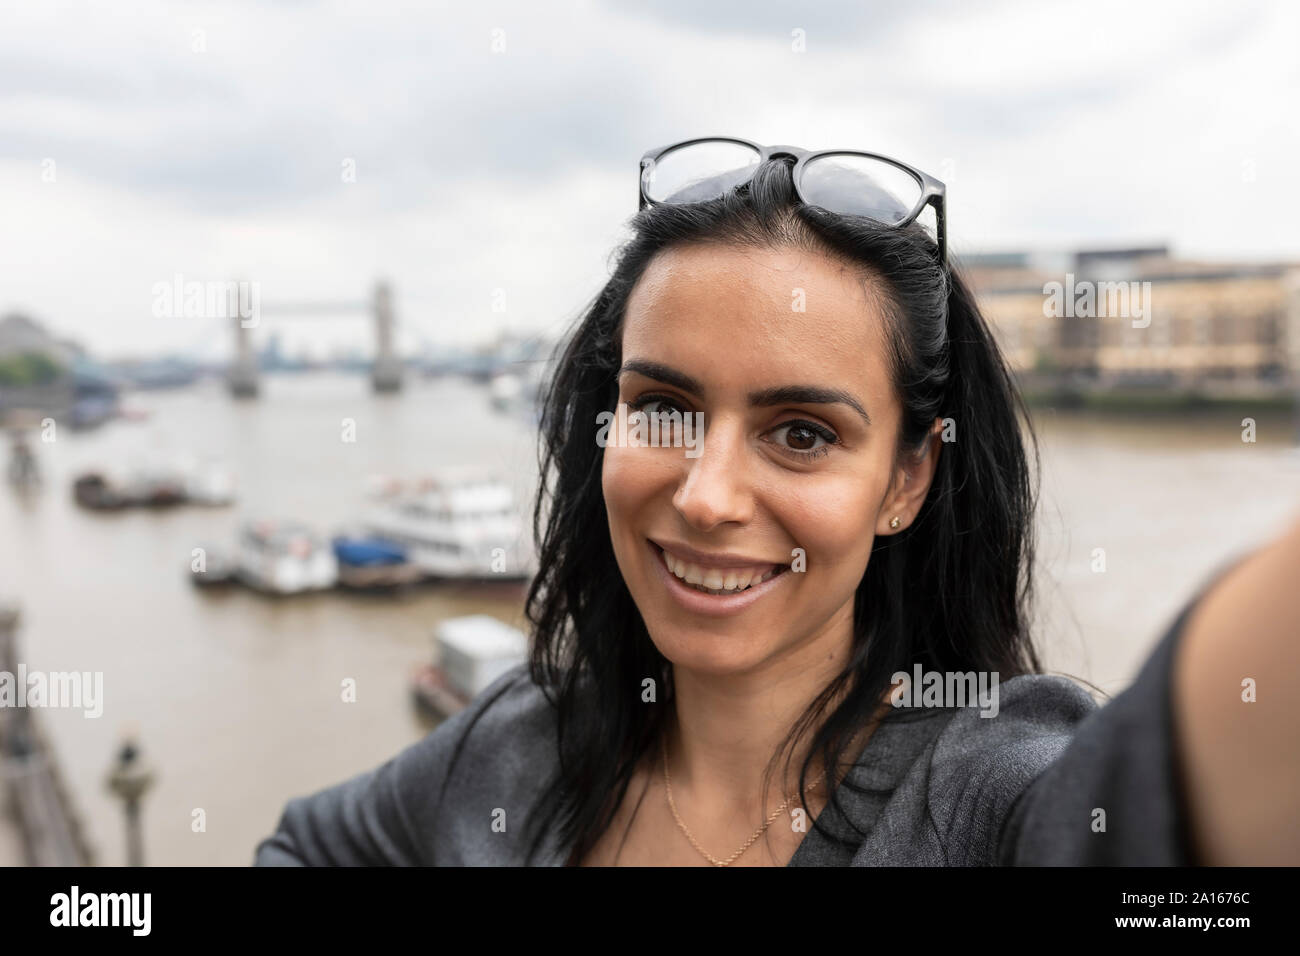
[601,241,941,678]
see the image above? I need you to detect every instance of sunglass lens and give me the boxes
[798,154,922,224]
[644,141,762,204]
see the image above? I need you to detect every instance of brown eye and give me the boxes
[766,419,839,459]
[786,424,818,450]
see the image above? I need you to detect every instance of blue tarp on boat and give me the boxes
[333,537,408,566]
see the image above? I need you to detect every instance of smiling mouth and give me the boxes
[653,542,790,596]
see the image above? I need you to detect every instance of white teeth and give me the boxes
[660,546,784,595]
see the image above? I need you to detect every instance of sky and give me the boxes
[1,0,1298,360]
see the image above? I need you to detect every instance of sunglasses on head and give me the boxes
[638,137,947,267]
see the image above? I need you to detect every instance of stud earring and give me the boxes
[890,516,901,529]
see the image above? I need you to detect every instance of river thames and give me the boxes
[1,373,1297,865]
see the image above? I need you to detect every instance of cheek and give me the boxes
[601,444,666,536]
[779,479,881,578]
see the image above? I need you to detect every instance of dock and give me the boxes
[0,604,95,866]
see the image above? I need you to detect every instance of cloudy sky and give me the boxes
[2,0,1297,359]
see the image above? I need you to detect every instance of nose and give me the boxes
[671,418,754,532]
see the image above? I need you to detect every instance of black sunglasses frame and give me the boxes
[638,136,947,266]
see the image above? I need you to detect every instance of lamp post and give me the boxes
[105,735,155,867]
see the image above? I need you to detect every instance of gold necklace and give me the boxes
[661,734,820,867]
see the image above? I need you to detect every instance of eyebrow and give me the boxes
[618,359,872,427]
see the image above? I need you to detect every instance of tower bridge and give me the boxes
[229,279,402,397]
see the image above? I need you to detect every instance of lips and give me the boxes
[652,541,789,597]
[644,539,794,618]
[650,538,790,598]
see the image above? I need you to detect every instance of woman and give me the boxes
[254,139,1300,866]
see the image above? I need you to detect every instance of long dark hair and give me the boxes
[521,156,1044,864]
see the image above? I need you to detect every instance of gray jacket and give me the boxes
[254,576,1214,866]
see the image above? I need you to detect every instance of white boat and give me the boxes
[188,541,238,587]
[434,615,529,699]
[235,519,337,594]
[488,372,523,411]
[487,363,549,423]
[363,471,530,580]
[73,454,236,508]
[180,457,236,506]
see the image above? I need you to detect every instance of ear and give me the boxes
[876,418,944,536]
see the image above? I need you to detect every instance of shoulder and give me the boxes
[824,673,1096,866]
[925,585,1206,865]
[923,673,1098,864]
[433,661,561,772]
[403,662,562,862]
[253,661,561,866]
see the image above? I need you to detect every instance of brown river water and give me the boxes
[1,374,1296,865]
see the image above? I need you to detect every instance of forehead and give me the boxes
[621,243,894,399]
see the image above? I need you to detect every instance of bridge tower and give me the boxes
[228,282,259,398]
[371,280,403,393]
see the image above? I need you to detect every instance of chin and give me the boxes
[643,623,773,677]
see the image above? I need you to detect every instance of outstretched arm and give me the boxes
[1173,509,1300,864]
